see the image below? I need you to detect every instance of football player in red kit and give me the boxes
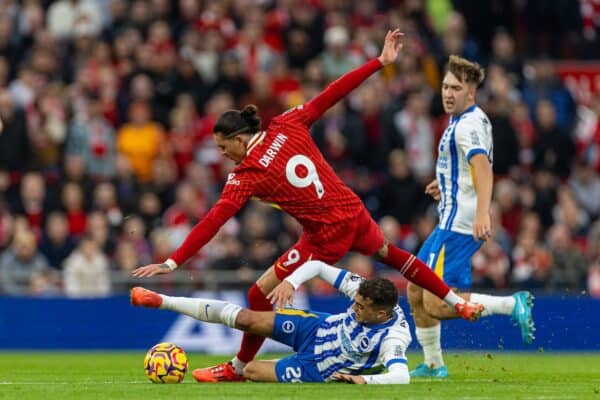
[132,30,483,382]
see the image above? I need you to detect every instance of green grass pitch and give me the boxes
[1,352,599,399]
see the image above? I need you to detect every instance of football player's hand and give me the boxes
[131,263,173,278]
[473,211,491,241]
[425,179,441,201]
[377,29,404,66]
[266,280,295,308]
[331,372,366,384]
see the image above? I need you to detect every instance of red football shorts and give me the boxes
[272,206,385,280]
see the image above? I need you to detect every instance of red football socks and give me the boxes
[236,283,273,363]
[382,244,451,300]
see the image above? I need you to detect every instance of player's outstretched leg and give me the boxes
[511,291,535,344]
[193,363,246,383]
[131,286,248,382]
[130,287,163,308]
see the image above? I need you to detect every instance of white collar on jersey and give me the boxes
[246,131,266,154]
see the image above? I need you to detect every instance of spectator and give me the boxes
[547,223,588,291]
[117,100,167,183]
[39,211,76,270]
[385,88,435,182]
[569,160,600,220]
[11,171,53,237]
[60,182,87,237]
[0,229,49,295]
[0,89,31,177]
[85,210,115,256]
[311,101,365,172]
[92,181,123,230]
[533,99,575,178]
[522,58,577,131]
[321,26,362,81]
[511,228,552,290]
[63,235,111,297]
[65,94,117,180]
[472,239,511,290]
[379,149,429,225]
[120,214,152,265]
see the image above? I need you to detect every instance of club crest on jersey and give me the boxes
[358,335,371,352]
[225,173,240,185]
[282,320,295,333]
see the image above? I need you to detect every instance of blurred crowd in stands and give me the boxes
[1,0,600,298]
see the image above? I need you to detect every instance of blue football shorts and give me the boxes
[417,226,483,288]
[272,309,329,383]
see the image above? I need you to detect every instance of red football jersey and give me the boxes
[220,105,363,231]
[170,58,383,265]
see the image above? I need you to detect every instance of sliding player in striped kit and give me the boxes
[132,30,483,382]
[408,55,535,379]
[131,259,412,384]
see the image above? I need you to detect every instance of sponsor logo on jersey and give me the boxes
[225,173,240,185]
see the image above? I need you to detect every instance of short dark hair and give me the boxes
[446,54,485,86]
[213,104,262,138]
[357,278,398,311]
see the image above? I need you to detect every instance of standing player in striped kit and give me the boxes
[408,55,535,379]
[131,259,412,384]
[132,30,483,382]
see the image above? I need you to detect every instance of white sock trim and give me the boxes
[221,303,242,328]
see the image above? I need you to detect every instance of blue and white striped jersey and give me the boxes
[436,104,493,234]
[313,270,411,381]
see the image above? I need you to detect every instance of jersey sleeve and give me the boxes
[284,260,363,300]
[168,170,256,265]
[219,169,257,206]
[335,270,364,299]
[275,58,383,128]
[376,332,411,372]
[455,120,491,163]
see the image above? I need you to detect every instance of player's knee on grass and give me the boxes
[243,361,277,382]
[243,361,260,380]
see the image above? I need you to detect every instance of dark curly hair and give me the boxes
[357,278,398,311]
[213,104,262,138]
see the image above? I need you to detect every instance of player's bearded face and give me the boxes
[214,133,247,164]
[441,72,475,116]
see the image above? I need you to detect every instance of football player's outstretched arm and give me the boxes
[267,260,362,308]
[131,199,241,278]
[302,29,404,126]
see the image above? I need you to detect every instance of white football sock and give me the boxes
[470,294,515,317]
[443,290,465,307]
[416,324,444,369]
[159,296,241,326]
[230,356,247,375]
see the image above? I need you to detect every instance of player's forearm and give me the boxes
[361,364,410,384]
[306,58,383,122]
[285,260,342,289]
[169,199,241,266]
[472,157,493,216]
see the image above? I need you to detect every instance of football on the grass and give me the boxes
[143,342,188,383]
